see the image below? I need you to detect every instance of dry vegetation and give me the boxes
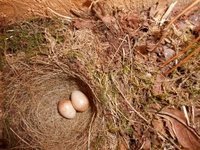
[0,0,200,149]
[0,0,194,26]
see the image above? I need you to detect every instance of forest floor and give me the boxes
[0,1,200,149]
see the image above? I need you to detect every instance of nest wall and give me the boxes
[2,61,99,149]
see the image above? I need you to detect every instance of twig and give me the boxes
[163,46,200,76]
[160,36,200,68]
[89,0,100,10]
[191,106,195,128]
[157,110,200,139]
[107,35,128,68]
[165,0,200,30]
[182,106,190,126]
[156,131,181,150]
[111,76,149,124]
[160,1,177,26]
[47,7,72,21]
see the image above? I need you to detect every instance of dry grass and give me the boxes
[0,1,200,149]
[0,0,194,26]
[1,20,120,149]
[3,59,100,149]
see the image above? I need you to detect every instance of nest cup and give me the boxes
[3,63,97,150]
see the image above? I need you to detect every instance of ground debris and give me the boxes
[158,107,200,150]
[0,0,200,149]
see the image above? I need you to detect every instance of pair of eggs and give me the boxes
[58,90,90,119]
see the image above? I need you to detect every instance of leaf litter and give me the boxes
[68,1,200,149]
[157,107,200,150]
[0,0,200,149]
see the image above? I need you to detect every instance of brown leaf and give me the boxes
[152,74,165,96]
[136,45,148,55]
[158,108,200,150]
[101,15,120,32]
[149,0,168,21]
[121,12,140,29]
[118,137,128,150]
[82,0,92,7]
[141,138,151,150]
[152,117,166,137]
[73,19,95,29]
[119,11,140,36]
[163,46,175,60]
[194,24,200,36]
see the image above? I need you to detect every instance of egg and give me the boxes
[71,90,90,112]
[58,99,76,119]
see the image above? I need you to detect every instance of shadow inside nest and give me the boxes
[2,62,98,150]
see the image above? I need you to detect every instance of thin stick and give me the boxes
[160,36,200,68]
[165,0,200,30]
[157,110,200,138]
[47,7,72,21]
[182,106,190,126]
[164,46,200,76]
[160,1,178,26]
[156,131,181,150]
[111,76,149,124]
[191,105,195,128]
[152,0,200,51]
[107,35,128,68]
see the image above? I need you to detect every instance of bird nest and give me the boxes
[2,61,99,150]
[1,1,199,149]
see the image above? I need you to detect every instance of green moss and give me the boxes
[92,134,107,150]
[107,122,120,134]
[1,22,44,54]
[64,50,83,62]
[0,17,67,68]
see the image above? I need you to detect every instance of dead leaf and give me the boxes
[141,138,151,150]
[194,24,200,36]
[136,45,148,55]
[164,117,176,139]
[152,117,166,138]
[73,19,95,29]
[152,74,165,96]
[101,15,119,31]
[119,11,140,36]
[150,0,168,23]
[158,108,200,150]
[118,137,128,150]
[121,12,140,29]
[160,1,177,26]
[82,0,92,7]
[163,46,175,60]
